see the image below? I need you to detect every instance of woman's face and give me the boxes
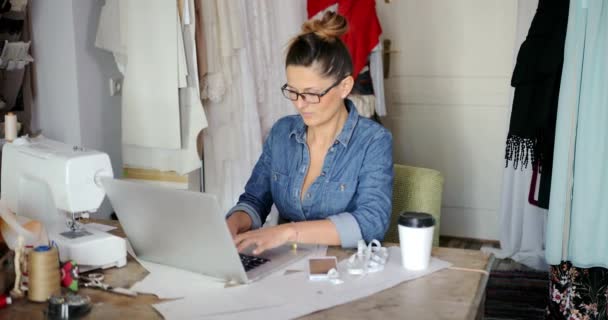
[285,65,353,128]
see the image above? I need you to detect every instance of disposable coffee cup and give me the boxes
[398,212,435,270]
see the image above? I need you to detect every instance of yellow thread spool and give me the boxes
[28,246,61,302]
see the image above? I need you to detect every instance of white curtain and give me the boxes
[201,0,306,213]
[199,0,260,212]
[483,0,548,271]
[243,0,307,139]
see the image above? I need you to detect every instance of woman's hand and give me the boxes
[234,224,296,255]
[226,211,253,239]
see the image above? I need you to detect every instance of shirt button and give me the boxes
[272,174,277,181]
[321,171,326,176]
[330,147,335,152]
[306,193,311,198]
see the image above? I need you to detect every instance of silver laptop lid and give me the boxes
[101,178,248,283]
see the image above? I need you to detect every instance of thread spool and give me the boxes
[0,294,12,308]
[61,260,79,291]
[47,294,92,319]
[28,245,61,302]
[4,112,17,141]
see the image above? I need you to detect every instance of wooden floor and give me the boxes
[439,236,500,250]
[439,236,539,272]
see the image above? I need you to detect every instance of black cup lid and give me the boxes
[398,212,435,228]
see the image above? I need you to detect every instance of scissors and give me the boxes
[80,273,138,297]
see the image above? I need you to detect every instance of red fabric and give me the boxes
[307,0,382,80]
[307,0,336,15]
[0,295,11,308]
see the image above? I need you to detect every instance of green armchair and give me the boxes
[385,164,444,246]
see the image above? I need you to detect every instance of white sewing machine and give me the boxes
[1,136,126,269]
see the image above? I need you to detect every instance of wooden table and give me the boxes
[0,221,493,320]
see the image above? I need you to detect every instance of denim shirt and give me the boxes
[227,100,393,248]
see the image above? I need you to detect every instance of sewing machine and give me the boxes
[1,136,126,269]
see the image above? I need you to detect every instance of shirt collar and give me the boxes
[289,99,359,147]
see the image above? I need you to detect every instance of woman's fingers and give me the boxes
[236,237,255,252]
[234,231,253,245]
[233,226,289,255]
[252,242,269,255]
[235,234,262,253]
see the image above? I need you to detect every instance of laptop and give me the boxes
[101,178,314,284]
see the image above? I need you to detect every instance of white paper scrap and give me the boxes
[153,247,452,319]
[131,259,225,299]
[126,240,225,298]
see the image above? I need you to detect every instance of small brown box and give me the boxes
[308,257,337,281]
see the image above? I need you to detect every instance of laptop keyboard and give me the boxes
[239,254,270,272]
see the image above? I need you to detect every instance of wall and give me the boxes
[377,0,517,240]
[30,0,81,145]
[30,0,122,218]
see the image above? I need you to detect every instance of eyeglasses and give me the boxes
[281,77,346,104]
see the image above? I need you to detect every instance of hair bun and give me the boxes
[301,11,348,42]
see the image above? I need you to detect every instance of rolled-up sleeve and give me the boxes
[225,128,275,230]
[327,212,364,248]
[226,203,264,230]
[331,130,393,247]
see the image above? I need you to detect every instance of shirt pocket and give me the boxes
[322,179,358,216]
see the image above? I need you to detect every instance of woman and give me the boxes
[226,12,393,255]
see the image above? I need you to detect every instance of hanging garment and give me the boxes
[307,0,382,81]
[547,262,608,319]
[122,0,182,149]
[504,0,569,209]
[92,0,128,75]
[95,0,208,175]
[94,0,126,57]
[123,87,207,175]
[546,0,608,268]
[347,94,375,118]
[481,0,548,271]
[545,2,608,317]
[369,43,386,117]
[122,0,207,174]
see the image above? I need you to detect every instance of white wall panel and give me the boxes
[377,0,517,239]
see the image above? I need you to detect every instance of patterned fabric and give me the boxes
[547,262,608,319]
